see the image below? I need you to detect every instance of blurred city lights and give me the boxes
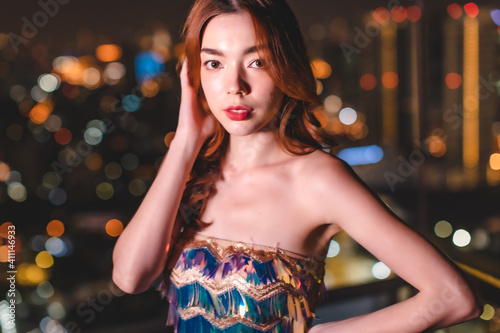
[135,51,165,83]
[30,103,52,124]
[480,304,495,321]
[311,59,332,79]
[104,62,126,84]
[390,6,407,23]
[42,172,61,190]
[29,235,47,252]
[129,179,146,197]
[46,220,65,237]
[452,229,471,247]
[122,94,141,112]
[48,188,67,206]
[406,6,422,22]
[372,261,391,279]
[445,73,462,89]
[85,153,103,171]
[35,251,54,268]
[359,73,377,91]
[38,73,60,93]
[426,135,447,157]
[54,128,72,145]
[47,301,66,320]
[44,114,62,132]
[381,72,399,89]
[45,237,67,257]
[164,132,176,147]
[106,219,124,237]
[96,44,122,62]
[337,145,384,166]
[84,127,103,145]
[447,3,463,19]
[17,262,49,286]
[31,86,49,102]
[0,162,10,182]
[373,7,390,24]
[491,9,500,26]
[96,182,114,200]
[338,107,357,125]
[326,240,340,258]
[0,222,14,238]
[105,162,123,179]
[471,228,490,250]
[434,220,453,238]
[7,182,27,202]
[121,153,139,171]
[324,95,342,114]
[464,3,479,18]
[37,281,55,298]
[490,153,500,170]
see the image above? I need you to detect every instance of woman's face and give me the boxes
[199,11,283,136]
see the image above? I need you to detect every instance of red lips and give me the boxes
[223,105,253,121]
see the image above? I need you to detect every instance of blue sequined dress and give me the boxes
[157,234,326,333]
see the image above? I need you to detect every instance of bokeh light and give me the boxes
[338,107,357,125]
[96,44,122,62]
[464,3,479,18]
[46,220,65,237]
[45,237,67,257]
[36,251,54,268]
[372,261,391,279]
[445,73,462,89]
[38,73,60,92]
[85,153,103,171]
[373,7,390,24]
[0,162,10,182]
[360,73,377,91]
[164,132,176,147]
[491,9,500,26]
[311,59,332,79]
[407,6,422,22]
[0,222,14,238]
[390,6,407,23]
[106,219,124,237]
[96,182,114,200]
[54,128,72,145]
[30,103,52,124]
[129,179,147,197]
[480,304,495,321]
[452,229,471,247]
[37,281,55,298]
[447,4,462,19]
[7,182,27,202]
[382,72,399,89]
[326,240,340,258]
[426,135,447,157]
[105,162,123,179]
[44,115,62,132]
[434,220,453,238]
[48,188,67,206]
[324,95,342,114]
[490,153,500,170]
[121,153,139,171]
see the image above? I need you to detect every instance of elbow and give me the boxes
[445,287,483,325]
[112,268,152,295]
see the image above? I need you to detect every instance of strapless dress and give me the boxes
[157,234,326,333]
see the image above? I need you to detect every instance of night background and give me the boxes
[1,0,500,332]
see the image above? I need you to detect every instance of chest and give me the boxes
[198,168,313,251]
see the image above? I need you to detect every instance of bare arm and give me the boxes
[305,157,482,333]
[112,60,216,294]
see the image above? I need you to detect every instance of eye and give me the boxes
[203,60,222,69]
[250,59,264,68]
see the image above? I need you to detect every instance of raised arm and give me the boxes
[112,61,216,294]
[304,156,482,333]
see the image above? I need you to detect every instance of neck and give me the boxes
[221,130,288,175]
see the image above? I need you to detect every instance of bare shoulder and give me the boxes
[288,149,365,231]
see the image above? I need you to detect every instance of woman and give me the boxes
[112,0,482,332]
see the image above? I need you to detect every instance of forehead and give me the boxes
[201,11,257,48]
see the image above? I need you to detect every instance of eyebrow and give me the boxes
[200,45,261,56]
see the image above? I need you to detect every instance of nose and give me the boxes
[225,65,250,95]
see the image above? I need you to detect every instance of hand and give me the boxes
[175,59,217,143]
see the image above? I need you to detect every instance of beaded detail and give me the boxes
[158,235,325,333]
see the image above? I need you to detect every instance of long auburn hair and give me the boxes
[177,0,333,231]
